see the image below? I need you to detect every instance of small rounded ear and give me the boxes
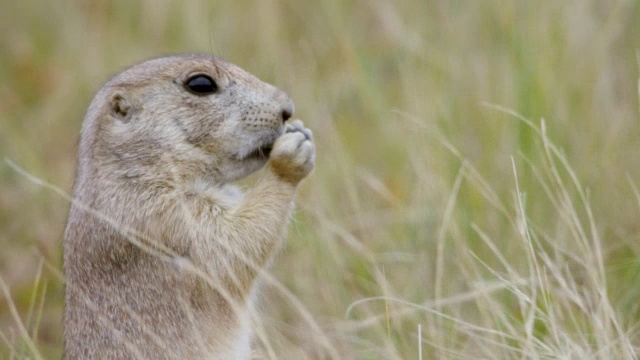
[109,91,136,123]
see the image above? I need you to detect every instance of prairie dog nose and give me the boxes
[281,100,294,122]
[274,89,294,122]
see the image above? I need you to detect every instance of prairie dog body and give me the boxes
[63,54,315,359]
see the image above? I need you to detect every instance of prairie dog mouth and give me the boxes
[246,143,274,159]
[238,129,283,161]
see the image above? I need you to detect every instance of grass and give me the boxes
[1,0,640,358]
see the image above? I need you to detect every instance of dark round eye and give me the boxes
[184,75,218,95]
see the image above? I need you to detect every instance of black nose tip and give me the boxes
[274,89,295,122]
[280,98,294,122]
[282,109,292,122]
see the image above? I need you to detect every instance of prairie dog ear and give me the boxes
[109,91,137,123]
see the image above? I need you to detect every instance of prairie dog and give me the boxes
[63,54,315,359]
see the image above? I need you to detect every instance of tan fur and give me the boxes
[63,54,315,359]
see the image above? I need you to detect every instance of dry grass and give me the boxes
[1,0,640,358]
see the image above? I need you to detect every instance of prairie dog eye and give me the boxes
[184,74,218,95]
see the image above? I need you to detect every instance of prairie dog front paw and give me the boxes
[269,120,315,184]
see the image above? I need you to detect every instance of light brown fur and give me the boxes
[63,54,315,359]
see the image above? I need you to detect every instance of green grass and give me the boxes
[2,0,640,358]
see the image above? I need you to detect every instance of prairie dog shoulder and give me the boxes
[63,54,315,359]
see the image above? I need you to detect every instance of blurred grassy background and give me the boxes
[1,0,640,358]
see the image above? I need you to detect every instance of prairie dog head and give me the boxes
[84,54,294,184]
